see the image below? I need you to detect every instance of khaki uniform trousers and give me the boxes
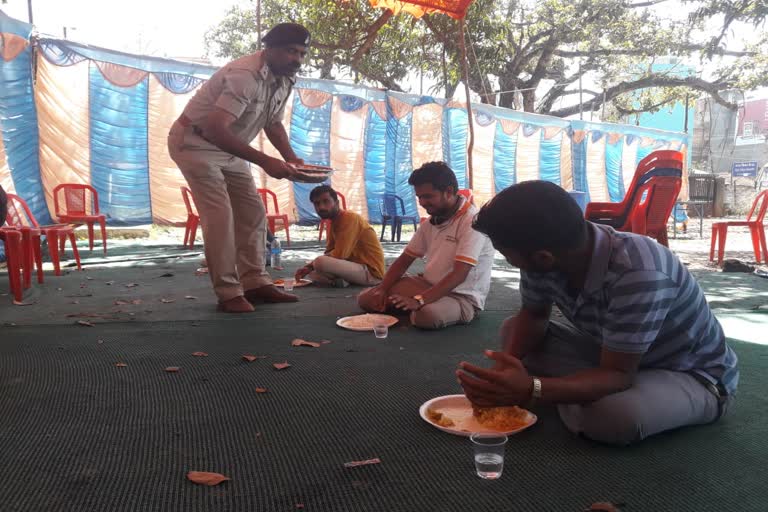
[168,123,271,301]
[357,275,477,330]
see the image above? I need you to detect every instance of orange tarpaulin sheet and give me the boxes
[370,0,473,19]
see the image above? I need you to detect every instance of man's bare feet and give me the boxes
[244,285,299,303]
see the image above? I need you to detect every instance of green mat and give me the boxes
[0,312,766,511]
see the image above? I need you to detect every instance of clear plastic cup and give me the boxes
[470,433,507,480]
[373,323,388,339]
[283,278,295,292]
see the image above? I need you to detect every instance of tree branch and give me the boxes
[554,45,756,58]
[615,98,674,115]
[625,0,671,7]
[546,75,737,118]
[350,10,394,67]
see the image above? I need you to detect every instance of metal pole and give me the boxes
[458,18,475,189]
[601,89,606,119]
[27,0,34,24]
[683,93,690,133]
[63,27,67,39]
[256,0,262,50]
[578,61,583,120]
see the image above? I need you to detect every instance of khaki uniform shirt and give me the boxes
[180,51,294,152]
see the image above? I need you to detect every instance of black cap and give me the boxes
[263,23,311,48]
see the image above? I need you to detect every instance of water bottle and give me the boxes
[270,237,282,269]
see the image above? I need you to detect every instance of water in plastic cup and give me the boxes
[470,433,507,480]
[283,278,295,292]
[373,323,388,339]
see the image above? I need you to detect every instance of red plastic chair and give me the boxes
[257,188,291,245]
[710,190,768,265]
[180,187,200,249]
[0,228,23,302]
[53,184,107,255]
[585,150,683,246]
[5,194,82,276]
[318,191,347,241]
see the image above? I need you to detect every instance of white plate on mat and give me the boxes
[336,313,399,331]
[273,278,312,288]
[419,394,537,437]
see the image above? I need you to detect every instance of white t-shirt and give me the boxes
[404,198,494,309]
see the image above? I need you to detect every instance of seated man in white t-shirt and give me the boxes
[357,161,494,329]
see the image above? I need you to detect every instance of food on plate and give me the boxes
[340,314,394,329]
[426,408,455,427]
[472,405,530,431]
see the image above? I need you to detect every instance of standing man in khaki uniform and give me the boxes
[168,23,323,313]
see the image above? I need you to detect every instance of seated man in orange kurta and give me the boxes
[294,185,385,288]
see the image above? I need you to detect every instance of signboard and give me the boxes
[732,161,758,177]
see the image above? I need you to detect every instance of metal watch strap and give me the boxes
[529,377,542,407]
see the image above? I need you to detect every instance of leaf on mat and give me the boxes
[77,320,94,327]
[56,287,63,291]
[165,366,181,373]
[184,295,198,300]
[273,361,291,370]
[192,351,208,357]
[158,272,174,278]
[85,276,94,281]
[160,298,176,304]
[585,503,624,512]
[105,281,115,285]
[321,340,332,345]
[242,354,259,362]
[195,268,209,275]
[115,362,127,367]
[187,471,230,486]
[13,299,36,306]
[125,283,139,288]
[291,338,320,348]
[131,299,142,305]
[343,458,381,468]
[295,504,305,509]
[97,339,104,344]
[114,300,130,305]
[255,387,268,393]
[70,300,80,304]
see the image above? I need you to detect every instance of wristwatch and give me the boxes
[413,294,426,309]
[529,377,542,407]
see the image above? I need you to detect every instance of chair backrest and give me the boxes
[53,184,99,217]
[624,150,683,200]
[5,194,39,228]
[747,190,768,224]
[383,194,406,217]
[588,150,683,228]
[257,188,280,215]
[688,175,716,202]
[180,187,198,216]
[630,175,683,237]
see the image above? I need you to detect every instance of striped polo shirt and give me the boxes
[520,223,739,395]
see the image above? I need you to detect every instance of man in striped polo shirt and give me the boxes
[458,180,738,445]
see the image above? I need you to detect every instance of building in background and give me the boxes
[693,89,768,175]
[630,58,697,136]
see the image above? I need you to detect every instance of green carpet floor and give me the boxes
[0,311,765,511]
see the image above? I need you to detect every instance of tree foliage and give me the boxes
[205,0,768,118]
